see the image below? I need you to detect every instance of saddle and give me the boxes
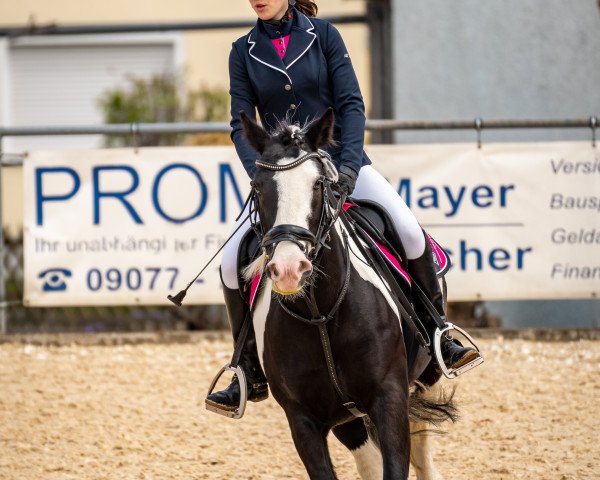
[341,200,454,381]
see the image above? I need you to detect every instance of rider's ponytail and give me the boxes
[294,0,318,17]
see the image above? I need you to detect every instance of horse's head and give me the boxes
[240,108,338,297]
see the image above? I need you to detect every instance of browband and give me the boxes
[255,152,322,172]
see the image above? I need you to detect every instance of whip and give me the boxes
[167,192,257,307]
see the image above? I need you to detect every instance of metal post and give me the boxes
[0,133,6,334]
[367,0,393,144]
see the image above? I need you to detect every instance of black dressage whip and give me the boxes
[167,191,257,307]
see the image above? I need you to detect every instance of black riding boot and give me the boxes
[205,283,268,411]
[409,240,481,372]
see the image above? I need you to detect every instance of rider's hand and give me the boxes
[335,165,358,196]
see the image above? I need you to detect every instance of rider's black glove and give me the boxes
[335,165,359,196]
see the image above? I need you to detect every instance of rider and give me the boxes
[206,0,482,412]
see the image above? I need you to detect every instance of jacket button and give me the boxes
[290,103,296,109]
[284,84,292,91]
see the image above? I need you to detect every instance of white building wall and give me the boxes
[391,0,600,143]
[5,33,181,151]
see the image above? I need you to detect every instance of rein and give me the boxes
[338,212,432,348]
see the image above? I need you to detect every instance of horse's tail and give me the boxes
[361,383,458,449]
[408,382,459,429]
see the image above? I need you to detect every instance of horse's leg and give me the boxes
[333,418,383,480]
[285,410,338,480]
[409,381,445,480]
[409,422,443,480]
[367,384,412,479]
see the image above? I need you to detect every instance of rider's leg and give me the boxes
[352,166,426,259]
[205,206,268,411]
[205,272,268,410]
[351,166,481,371]
[408,240,480,370]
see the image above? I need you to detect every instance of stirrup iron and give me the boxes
[433,323,484,379]
[205,363,248,420]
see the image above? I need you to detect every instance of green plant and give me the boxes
[188,85,230,123]
[98,74,230,147]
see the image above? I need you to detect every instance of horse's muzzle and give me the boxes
[266,247,313,295]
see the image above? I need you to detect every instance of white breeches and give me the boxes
[221,165,426,289]
[352,166,426,259]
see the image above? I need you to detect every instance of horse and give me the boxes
[238,108,457,480]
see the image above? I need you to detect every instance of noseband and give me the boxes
[254,151,343,261]
[261,224,317,255]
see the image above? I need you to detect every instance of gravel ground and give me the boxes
[1,334,599,479]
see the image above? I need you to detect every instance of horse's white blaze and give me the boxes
[410,382,444,480]
[268,157,321,288]
[337,223,401,323]
[351,438,383,480]
[252,278,272,374]
[272,155,320,232]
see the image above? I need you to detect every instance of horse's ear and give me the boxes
[240,111,269,154]
[304,108,335,151]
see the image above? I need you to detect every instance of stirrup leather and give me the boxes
[205,363,248,420]
[433,323,484,379]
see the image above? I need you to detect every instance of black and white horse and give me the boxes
[240,108,456,480]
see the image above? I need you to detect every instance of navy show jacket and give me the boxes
[229,9,371,178]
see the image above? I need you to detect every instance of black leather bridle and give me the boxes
[253,151,345,262]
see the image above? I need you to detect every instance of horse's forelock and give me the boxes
[258,125,305,167]
[272,119,308,146]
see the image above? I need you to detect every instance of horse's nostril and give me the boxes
[268,263,280,279]
[298,260,312,275]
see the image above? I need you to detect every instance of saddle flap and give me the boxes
[343,200,411,289]
[344,199,451,278]
[343,199,407,262]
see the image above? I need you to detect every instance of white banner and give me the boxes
[24,147,249,306]
[23,142,599,305]
[367,142,599,301]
